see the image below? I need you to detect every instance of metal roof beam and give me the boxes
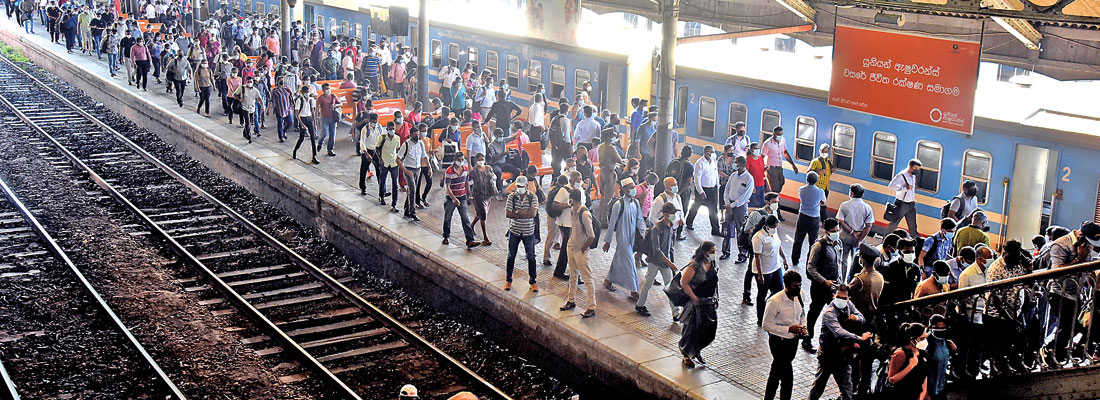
[677,24,815,44]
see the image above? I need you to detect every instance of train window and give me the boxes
[794,116,817,162]
[698,97,716,138]
[675,86,689,125]
[467,47,479,71]
[328,18,337,40]
[915,141,942,193]
[256,3,264,15]
[243,0,251,13]
[831,124,855,172]
[507,55,521,88]
[575,69,591,98]
[354,24,363,42]
[760,109,781,142]
[315,15,324,33]
[430,40,442,69]
[448,43,460,67]
[550,64,565,99]
[270,4,278,16]
[871,132,896,181]
[728,103,747,136]
[527,60,542,92]
[341,20,350,38]
[962,150,992,205]
[486,51,499,78]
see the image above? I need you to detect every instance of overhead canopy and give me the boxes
[583,0,1100,80]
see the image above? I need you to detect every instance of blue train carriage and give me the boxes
[671,65,1100,244]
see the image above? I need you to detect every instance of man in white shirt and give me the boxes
[885,159,922,237]
[397,128,429,221]
[761,270,808,400]
[956,245,991,379]
[572,105,601,149]
[687,145,721,236]
[725,121,751,158]
[439,61,459,105]
[837,183,875,279]
[721,156,753,259]
[753,215,790,324]
[553,171,587,281]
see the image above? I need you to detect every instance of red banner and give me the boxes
[828,26,981,134]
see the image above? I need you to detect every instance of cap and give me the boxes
[515,175,529,186]
[1081,221,1100,247]
[619,177,636,187]
[399,384,419,399]
[447,392,479,400]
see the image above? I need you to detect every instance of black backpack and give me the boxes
[545,185,567,218]
[504,148,529,170]
[940,195,963,220]
[665,159,685,182]
[548,114,569,151]
[486,140,507,165]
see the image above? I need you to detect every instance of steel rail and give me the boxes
[0,175,186,399]
[0,359,18,400]
[0,50,512,400]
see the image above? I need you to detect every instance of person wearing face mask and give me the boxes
[314,83,342,156]
[441,151,479,249]
[885,322,930,400]
[292,85,320,164]
[678,241,720,368]
[761,126,799,221]
[397,128,429,221]
[885,159,923,237]
[953,210,991,254]
[847,245,884,398]
[918,218,958,278]
[754,215,792,324]
[504,175,540,292]
[984,240,1033,374]
[924,314,956,400]
[761,269,808,400]
[739,192,781,304]
[837,184,874,280]
[875,233,903,272]
[469,152,498,245]
[600,178,646,300]
[791,171,826,267]
[720,156,753,260]
[559,188,597,318]
[808,143,835,224]
[192,59,216,118]
[543,175,570,265]
[169,52,193,108]
[636,202,680,317]
[879,239,922,307]
[943,246,975,290]
[803,218,844,353]
[553,171,587,281]
[725,121,750,158]
[745,142,769,207]
[716,145,737,208]
[649,177,685,231]
[954,245,992,379]
[596,130,623,225]
[947,180,982,226]
[914,260,952,298]
[807,284,871,400]
[232,77,260,142]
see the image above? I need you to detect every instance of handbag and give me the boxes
[663,267,690,307]
[883,199,901,223]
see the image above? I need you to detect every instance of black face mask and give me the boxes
[966,188,978,197]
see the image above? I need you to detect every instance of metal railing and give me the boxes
[871,258,1100,378]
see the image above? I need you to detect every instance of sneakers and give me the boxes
[635,306,651,316]
[559,301,576,311]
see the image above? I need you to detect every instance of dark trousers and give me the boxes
[885,199,919,238]
[1050,295,1078,360]
[63,30,74,50]
[378,166,399,205]
[358,153,373,193]
[721,204,747,256]
[819,189,830,225]
[197,86,211,114]
[507,233,537,284]
[765,335,798,400]
[216,78,229,114]
[134,60,150,89]
[293,116,317,160]
[443,196,475,242]
[551,151,571,180]
[554,226,572,277]
[806,282,834,340]
[173,79,186,106]
[493,162,522,192]
[403,167,421,215]
[151,56,160,78]
[417,167,432,203]
[744,263,756,302]
[757,269,784,323]
[791,213,820,265]
[274,113,292,140]
[808,349,854,400]
[686,185,720,234]
[241,111,254,140]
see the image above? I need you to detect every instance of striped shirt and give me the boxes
[444,165,470,198]
[270,87,293,117]
[363,55,380,77]
[507,191,538,236]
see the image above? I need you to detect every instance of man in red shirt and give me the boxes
[392,110,411,143]
[315,83,342,156]
[746,142,769,207]
[442,151,479,248]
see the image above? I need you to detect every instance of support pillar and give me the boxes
[192,0,201,34]
[416,0,429,106]
[654,0,679,177]
[280,0,290,59]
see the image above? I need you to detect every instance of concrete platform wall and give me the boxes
[0,29,696,399]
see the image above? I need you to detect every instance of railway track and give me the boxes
[0,51,511,399]
[0,174,184,399]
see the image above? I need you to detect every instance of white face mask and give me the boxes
[573,182,583,189]
[631,168,639,175]
[628,188,637,197]
[916,338,929,351]
[706,253,716,262]
[669,213,680,223]
[832,298,847,309]
[828,232,840,241]
[669,186,678,195]
[936,275,949,285]
[476,160,485,167]
[902,253,917,264]
[516,187,527,195]
[821,152,829,158]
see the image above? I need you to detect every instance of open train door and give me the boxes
[601,62,624,117]
[1005,144,1059,245]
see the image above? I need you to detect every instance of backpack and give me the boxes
[581,208,602,249]
[548,114,569,151]
[545,185,567,218]
[486,139,506,165]
[504,148,529,170]
[922,233,945,268]
[940,195,963,220]
[664,158,685,182]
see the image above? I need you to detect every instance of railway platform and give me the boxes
[0,20,840,399]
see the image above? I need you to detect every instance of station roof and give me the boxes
[583,0,1100,80]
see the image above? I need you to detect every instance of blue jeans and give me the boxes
[317,117,337,151]
[275,113,293,140]
[506,232,537,284]
[92,33,101,58]
[23,15,32,33]
[253,102,264,130]
[108,53,119,74]
[443,196,475,243]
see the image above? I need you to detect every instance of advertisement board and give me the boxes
[828,25,981,134]
[524,0,582,45]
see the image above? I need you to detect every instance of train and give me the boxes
[233,0,1100,245]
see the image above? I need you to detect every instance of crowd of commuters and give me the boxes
[14,6,1100,399]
